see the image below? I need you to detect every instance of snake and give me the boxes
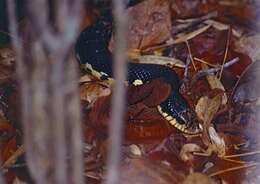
[75,10,202,134]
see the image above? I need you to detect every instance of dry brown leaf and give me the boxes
[127,0,171,50]
[143,24,212,52]
[80,81,111,107]
[232,61,260,103]
[180,143,202,162]
[195,96,210,122]
[204,19,242,37]
[0,65,14,85]
[200,63,227,104]
[79,74,93,83]
[170,24,212,45]
[235,34,260,62]
[1,144,25,169]
[136,55,185,68]
[206,126,226,157]
[182,173,217,184]
[0,47,15,67]
[12,177,27,184]
[119,159,185,184]
[195,94,226,157]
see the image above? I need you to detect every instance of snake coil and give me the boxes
[75,10,202,134]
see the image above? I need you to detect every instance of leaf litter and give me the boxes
[1,0,260,183]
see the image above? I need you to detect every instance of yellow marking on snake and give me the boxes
[169,118,177,126]
[133,79,143,86]
[157,105,191,133]
[166,115,173,121]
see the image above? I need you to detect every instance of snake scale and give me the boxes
[75,10,202,134]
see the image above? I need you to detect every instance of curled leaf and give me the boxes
[180,143,202,162]
[80,81,111,107]
[195,94,226,156]
[206,126,226,157]
[200,63,227,104]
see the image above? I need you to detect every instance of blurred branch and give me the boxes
[7,0,84,183]
[105,0,128,184]
[0,172,6,184]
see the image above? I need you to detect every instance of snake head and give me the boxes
[177,108,203,134]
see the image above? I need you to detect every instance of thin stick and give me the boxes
[194,57,218,67]
[218,27,232,79]
[193,152,247,164]
[208,162,258,177]
[0,145,25,169]
[194,57,239,79]
[224,150,260,159]
[173,11,218,35]
[186,40,197,71]
[193,152,210,157]
[222,158,246,164]
[105,1,128,184]
[184,56,191,78]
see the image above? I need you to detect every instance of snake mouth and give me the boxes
[157,106,202,134]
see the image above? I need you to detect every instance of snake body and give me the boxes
[75,10,201,134]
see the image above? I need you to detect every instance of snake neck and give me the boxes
[75,10,114,78]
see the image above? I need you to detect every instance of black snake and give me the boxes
[75,10,202,134]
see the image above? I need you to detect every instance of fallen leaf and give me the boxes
[79,81,111,108]
[0,47,15,67]
[180,143,202,162]
[206,126,226,157]
[126,0,172,50]
[119,158,185,184]
[232,61,260,104]
[200,63,227,104]
[195,94,226,157]
[136,55,185,68]
[182,172,217,184]
[235,34,260,62]
[0,65,14,85]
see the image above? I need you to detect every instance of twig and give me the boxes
[143,24,211,53]
[193,152,247,164]
[184,56,191,78]
[193,152,210,157]
[172,11,218,35]
[218,26,232,79]
[222,158,246,164]
[105,1,128,184]
[224,150,260,159]
[208,162,258,177]
[186,40,197,71]
[193,57,239,80]
[0,145,25,170]
[194,57,218,67]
